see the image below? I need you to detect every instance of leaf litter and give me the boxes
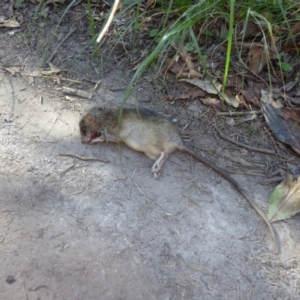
[268,174,300,222]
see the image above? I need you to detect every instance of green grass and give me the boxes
[16,0,299,105]
[98,0,299,104]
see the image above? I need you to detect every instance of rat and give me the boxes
[79,106,278,253]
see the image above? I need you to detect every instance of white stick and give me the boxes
[97,0,120,43]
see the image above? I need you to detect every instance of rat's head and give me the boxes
[79,112,103,143]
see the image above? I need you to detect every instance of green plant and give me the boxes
[103,0,299,105]
[87,0,99,57]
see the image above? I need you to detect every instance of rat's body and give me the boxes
[79,106,277,253]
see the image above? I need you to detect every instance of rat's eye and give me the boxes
[80,126,87,135]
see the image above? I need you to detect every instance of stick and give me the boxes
[214,125,276,155]
[97,0,120,43]
[61,86,92,99]
[216,110,262,116]
[261,174,300,185]
[59,153,108,162]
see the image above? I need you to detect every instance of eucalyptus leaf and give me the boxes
[268,174,300,222]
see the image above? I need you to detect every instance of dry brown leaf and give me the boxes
[248,45,266,74]
[242,22,258,37]
[189,68,203,79]
[201,97,226,111]
[161,58,184,76]
[180,78,241,107]
[188,88,206,99]
[171,43,202,77]
[282,44,300,51]
[176,94,190,100]
[175,87,206,101]
[225,75,244,90]
[284,22,300,46]
[46,63,63,74]
[5,67,20,76]
[180,78,219,94]
[163,95,175,102]
[261,90,300,155]
[242,83,264,107]
[145,0,156,9]
[176,45,194,70]
[0,19,20,28]
[280,108,300,123]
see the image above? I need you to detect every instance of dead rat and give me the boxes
[79,106,278,253]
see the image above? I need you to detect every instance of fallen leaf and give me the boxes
[0,19,20,28]
[282,44,300,52]
[280,108,300,123]
[170,43,203,78]
[201,97,226,111]
[290,22,300,36]
[180,78,241,107]
[240,22,258,37]
[282,81,298,92]
[242,80,268,107]
[180,78,219,94]
[241,87,260,107]
[268,174,300,222]
[189,88,206,99]
[261,90,300,155]
[45,62,63,75]
[5,67,20,76]
[189,68,203,79]
[164,95,175,101]
[145,0,156,9]
[174,44,194,70]
[161,58,184,76]
[224,87,246,107]
[248,45,266,74]
[176,94,190,100]
[284,22,300,47]
[226,75,244,90]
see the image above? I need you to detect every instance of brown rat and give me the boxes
[79,106,278,253]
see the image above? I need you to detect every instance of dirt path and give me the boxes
[1,29,300,300]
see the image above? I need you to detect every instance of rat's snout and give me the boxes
[80,133,92,143]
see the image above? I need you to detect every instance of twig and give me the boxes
[97,0,120,43]
[107,86,127,91]
[28,285,48,292]
[59,165,75,175]
[59,153,108,162]
[216,110,262,116]
[261,174,300,185]
[226,170,265,176]
[0,141,17,154]
[61,86,92,99]
[261,176,285,185]
[47,27,77,63]
[23,282,28,300]
[213,125,276,155]
[70,214,84,219]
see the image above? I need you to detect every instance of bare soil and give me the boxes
[1,4,300,300]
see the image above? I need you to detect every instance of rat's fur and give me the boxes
[79,106,278,253]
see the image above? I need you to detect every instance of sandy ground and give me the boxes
[1,26,300,300]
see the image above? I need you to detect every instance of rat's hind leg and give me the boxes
[151,151,167,179]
